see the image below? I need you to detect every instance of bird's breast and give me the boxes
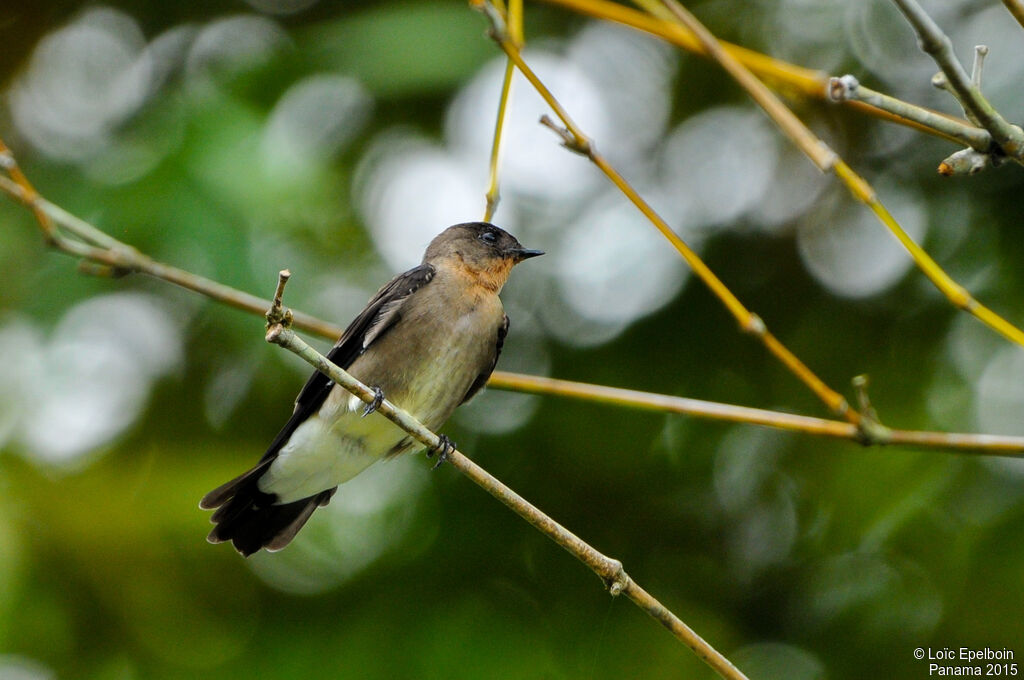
[340,284,503,428]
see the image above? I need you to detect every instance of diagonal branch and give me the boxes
[1002,0,1024,30]
[479,1,859,426]
[0,172,345,340]
[890,0,1024,160]
[531,0,987,147]
[264,271,750,680]
[480,0,523,221]
[623,0,1024,348]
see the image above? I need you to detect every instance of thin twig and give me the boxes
[481,0,522,221]
[486,372,1024,455]
[1002,0,1024,30]
[264,274,749,680]
[828,74,1000,176]
[0,138,56,242]
[479,3,859,426]
[627,0,1024,348]
[531,0,978,146]
[827,75,992,152]
[631,0,837,170]
[890,0,1024,159]
[0,173,345,340]
[483,60,514,221]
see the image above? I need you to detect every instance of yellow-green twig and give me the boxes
[481,0,522,221]
[479,3,858,425]
[484,60,515,221]
[638,0,1024,348]
[531,0,980,146]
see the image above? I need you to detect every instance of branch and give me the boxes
[537,0,1012,173]
[0,173,345,340]
[827,74,1005,177]
[480,0,522,221]
[1002,0,1024,30]
[487,372,1024,455]
[531,0,980,146]
[827,75,992,153]
[619,0,1024,349]
[480,2,858,426]
[890,0,1024,160]
[264,270,750,680]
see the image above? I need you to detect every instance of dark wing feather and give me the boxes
[259,263,436,464]
[461,313,508,405]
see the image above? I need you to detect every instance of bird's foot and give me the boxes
[361,386,385,417]
[429,434,455,470]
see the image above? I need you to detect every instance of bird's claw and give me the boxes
[429,434,455,469]
[362,386,385,417]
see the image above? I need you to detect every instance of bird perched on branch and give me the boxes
[200,222,543,556]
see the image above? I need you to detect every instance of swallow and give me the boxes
[200,222,543,556]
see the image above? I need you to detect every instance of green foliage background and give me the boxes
[2,1,1024,678]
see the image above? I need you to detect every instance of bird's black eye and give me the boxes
[480,231,498,245]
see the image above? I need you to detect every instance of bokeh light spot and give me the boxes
[356,133,495,270]
[17,293,182,465]
[797,186,926,298]
[262,74,372,174]
[554,198,688,328]
[11,8,150,161]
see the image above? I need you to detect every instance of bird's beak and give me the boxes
[509,248,545,262]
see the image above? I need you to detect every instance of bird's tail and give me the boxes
[199,461,336,557]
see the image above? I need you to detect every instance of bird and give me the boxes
[200,222,543,556]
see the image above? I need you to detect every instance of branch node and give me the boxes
[851,375,892,446]
[475,0,509,45]
[0,150,15,171]
[266,269,294,330]
[930,71,955,99]
[938,147,994,176]
[539,115,592,156]
[77,260,131,279]
[929,68,975,125]
[816,141,839,173]
[742,313,766,337]
[971,45,989,88]
[600,558,631,596]
[484,188,500,222]
[265,323,284,345]
[827,75,859,102]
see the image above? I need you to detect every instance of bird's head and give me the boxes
[423,222,543,292]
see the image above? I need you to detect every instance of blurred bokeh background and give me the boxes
[2,0,1024,678]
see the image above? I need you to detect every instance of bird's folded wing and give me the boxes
[257,263,437,464]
